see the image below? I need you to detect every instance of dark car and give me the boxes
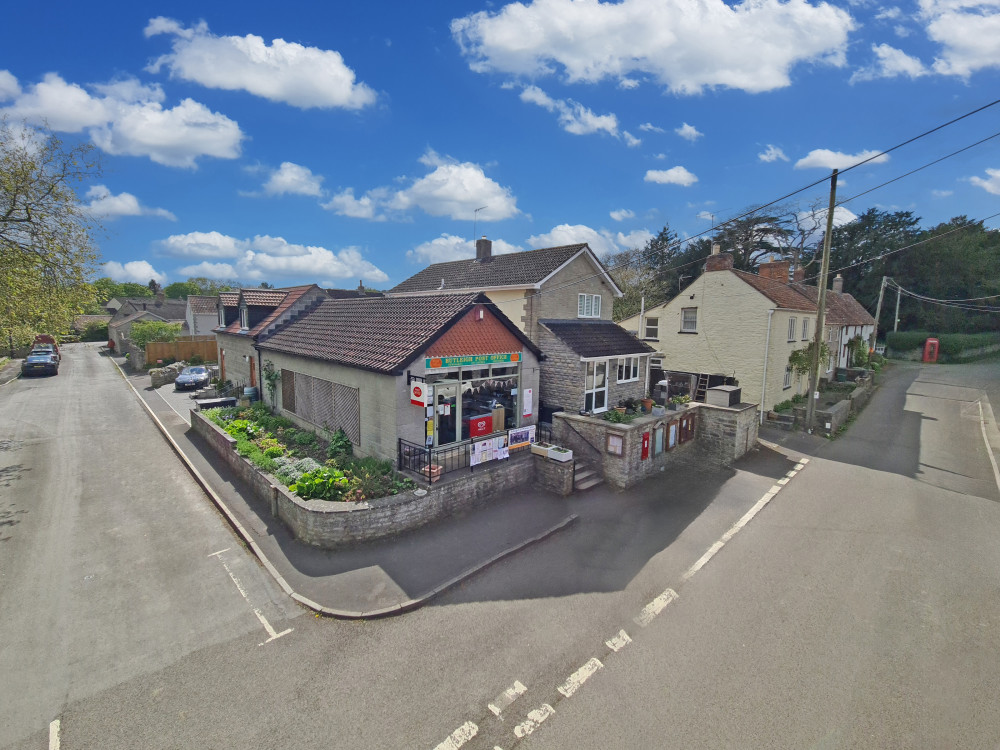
[21,353,59,376]
[174,366,211,391]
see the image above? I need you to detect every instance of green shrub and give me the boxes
[289,467,357,501]
[294,430,317,447]
[326,429,353,460]
[80,321,109,342]
[885,330,1000,357]
[189,354,204,365]
[603,409,637,423]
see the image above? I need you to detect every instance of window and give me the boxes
[578,293,602,318]
[644,316,659,340]
[617,356,639,383]
[653,426,664,455]
[783,365,792,389]
[802,318,810,340]
[681,307,698,332]
[787,317,797,341]
[828,326,837,344]
[239,305,248,330]
[218,305,226,327]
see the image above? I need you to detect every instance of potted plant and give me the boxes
[548,445,573,462]
[669,394,692,410]
[641,392,655,412]
[614,400,626,414]
[531,441,553,457]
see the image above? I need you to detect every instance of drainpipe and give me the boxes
[638,295,645,338]
[760,309,775,425]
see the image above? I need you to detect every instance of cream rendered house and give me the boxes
[619,252,824,413]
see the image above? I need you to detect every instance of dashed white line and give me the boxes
[605,629,632,652]
[488,680,527,716]
[49,719,60,750]
[434,721,479,750]
[978,400,1000,495]
[214,555,292,645]
[557,658,603,698]
[634,588,678,627]
[513,705,555,738]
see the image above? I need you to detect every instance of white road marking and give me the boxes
[634,588,678,627]
[215,555,292,645]
[777,477,790,485]
[208,548,231,558]
[605,629,632,652]
[488,680,527,716]
[557,658,603,698]
[49,719,60,750]
[433,721,478,750]
[978,400,1000,495]
[513,705,555,738]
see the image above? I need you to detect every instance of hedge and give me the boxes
[886,330,1000,356]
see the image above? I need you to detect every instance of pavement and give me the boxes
[0,357,21,387]
[108,351,590,619]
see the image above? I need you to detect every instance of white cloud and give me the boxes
[520,85,619,136]
[616,229,654,249]
[894,24,912,37]
[970,167,1000,195]
[163,231,389,282]
[931,188,954,197]
[103,259,167,285]
[610,208,635,221]
[624,131,641,147]
[759,144,789,162]
[264,161,324,196]
[639,122,665,133]
[0,70,21,100]
[697,210,717,221]
[921,0,1000,77]
[452,0,854,94]
[2,73,243,167]
[84,185,176,220]
[322,188,383,220]
[145,17,376,109]
[795,148,889,169]
[645,166,698,186]
[527,224,622,256]
[675,122,703,141]
[850,43,927,82]
[618,78,640,89]
[406,234,523,264]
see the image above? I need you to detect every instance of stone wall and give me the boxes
[191,409,537,548]
[535,453,574,496]
[696,403,760,463]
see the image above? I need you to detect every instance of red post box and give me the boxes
[923,338,939,363]
[641,431,650,460]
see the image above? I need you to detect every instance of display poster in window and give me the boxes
[508,425,536,448]
[470,439,494,466]
[607,433,623,455]
[494,435,509,460]
[669,422,678,448]
[522,388,533,417]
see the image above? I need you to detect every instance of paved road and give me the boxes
[2,350,997,749]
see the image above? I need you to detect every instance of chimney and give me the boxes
[476,236,492,263]
[792,265,805,282]
[357,279,365,296]
[711,243,721,255]
[758,260,791,283]
[705,251,734,272]
[832,273,844,294]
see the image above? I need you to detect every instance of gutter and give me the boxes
[760,308,774,425]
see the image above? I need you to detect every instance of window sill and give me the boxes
[678,330,698,335]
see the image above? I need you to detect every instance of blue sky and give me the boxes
[3,0,999,290]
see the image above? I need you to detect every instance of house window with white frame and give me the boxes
[239,305,249,330]
[617,356,640,383]
[578,293,602,318]
[787,316,797,341]
[802,318,810,340]
[644,316,659,340]
[584,360,608,412]
[681,307,698,332]
[218,305,226,328]
[783,365,792,389]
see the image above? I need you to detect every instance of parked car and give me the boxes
[174,366,211,391]
[21,353,59,377]
[30,344,59,361]
[32,335,60,360]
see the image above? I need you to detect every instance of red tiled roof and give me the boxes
[187,295,219,315]
[425,304,524,357]
[242,289,288,306]
[219,291,239,307]
[732,270,816,311]
[218,285,319,337]
[260,293,537,374]
[791,284,876,326]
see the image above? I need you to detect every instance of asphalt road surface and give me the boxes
[1,348,998,749]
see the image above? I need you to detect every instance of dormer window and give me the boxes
[578,293,602,318]
[239,305,249,330]
[218,305,226,327]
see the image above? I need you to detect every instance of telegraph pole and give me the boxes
[806,169,838,432]
[894,283,902,331]
[870,276,887,351]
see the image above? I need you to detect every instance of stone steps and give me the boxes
[574,460,604,492]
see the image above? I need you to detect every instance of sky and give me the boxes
[3,0,999,291]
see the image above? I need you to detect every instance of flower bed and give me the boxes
[203,403,414,502]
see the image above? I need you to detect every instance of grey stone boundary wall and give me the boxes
[793,373,875,436]
[553,402,759,491]
[190,409,536,548]
[888,342,1000,362]
[535,453,574,496]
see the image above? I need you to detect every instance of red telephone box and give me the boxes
[641,431,650,460]
[923,338,939,363]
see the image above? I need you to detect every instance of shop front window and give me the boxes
[427,361,522,445]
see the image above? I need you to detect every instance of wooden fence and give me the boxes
[146,336,217,364]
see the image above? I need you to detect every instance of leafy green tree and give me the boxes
[164,281,199,299]
[1,119,101,346]
[712,208,792,271]
[129,321,182,349]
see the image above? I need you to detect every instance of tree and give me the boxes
[164,281,199,299]
[129,321,182,350]
[1,119,101,345]
[712,208,791,271]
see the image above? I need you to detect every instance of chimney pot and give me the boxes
[832,274,844,294]
[711,243,721,255]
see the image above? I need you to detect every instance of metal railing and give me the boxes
[398,433,517,481]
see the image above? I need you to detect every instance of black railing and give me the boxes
[398,433,515,481]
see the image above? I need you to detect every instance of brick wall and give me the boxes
[191,409,538,548]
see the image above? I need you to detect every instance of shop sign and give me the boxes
[468,414,493,439]
[425,352,521,369]
[410,382,426,406]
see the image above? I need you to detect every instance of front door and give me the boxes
[434,384,458,446]
[584,360,608,413]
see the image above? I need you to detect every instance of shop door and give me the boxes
[434,384,458,446]
[584,360,608,413]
